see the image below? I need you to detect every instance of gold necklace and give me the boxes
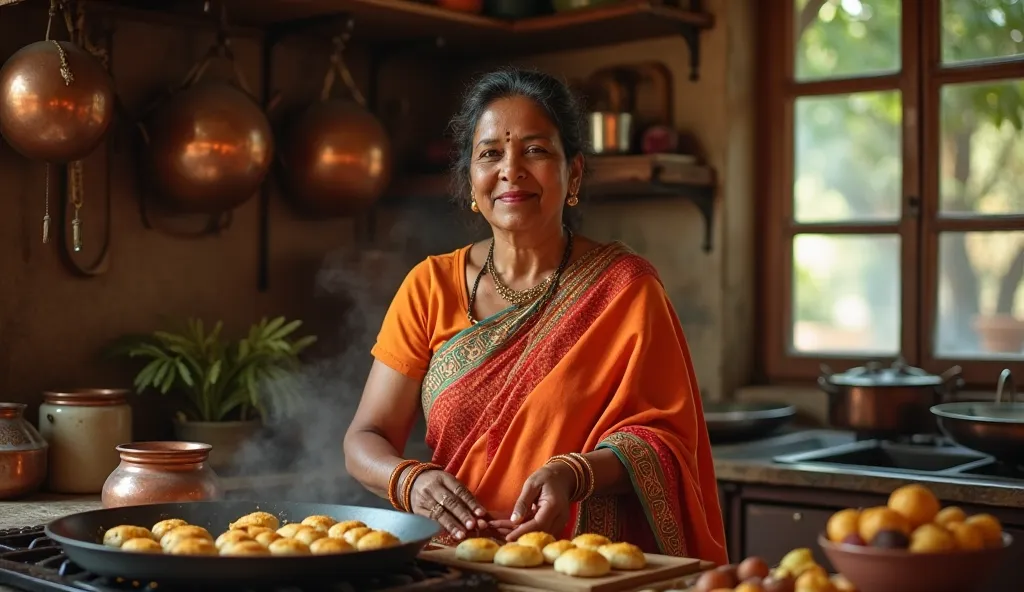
[484,228,574,306]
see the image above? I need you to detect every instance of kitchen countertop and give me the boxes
[711,429,1024,508]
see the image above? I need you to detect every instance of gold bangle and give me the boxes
[388,460,418,511]
[569,452,596,502]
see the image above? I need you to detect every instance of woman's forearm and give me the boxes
[583,449,633,496]
[343,429,410,499]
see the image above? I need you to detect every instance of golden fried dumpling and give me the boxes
[230,511,280,531]
[571,533,612,550]
[268,537,310,556]
[553,548,611,577]
[103,525,155,548]
[215,529,253,550]
[518,531,556,550]
[293,527,326,546]
[327,520,366,539]
[160,525,213,550]
[276,523,308,538]
[167,538,217,556]
[121,538,162,553]
[241,525,274,538]
[455,538,500,562]
[342,526,374,546]
[597,542,646,570]
[542,540,576,564]
[220,540,270,556]
[301,515,337,532]
[152,519,188,540]
[310,537,354,555]
[254,531,282,547]
[356,530,401,551]
[494,543,544,568]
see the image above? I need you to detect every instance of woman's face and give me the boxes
[469,96,583,237]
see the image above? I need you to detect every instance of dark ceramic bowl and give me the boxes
[819,532,1012,592]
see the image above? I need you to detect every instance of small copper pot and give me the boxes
[0,403,48,500]
[101,442,223,508]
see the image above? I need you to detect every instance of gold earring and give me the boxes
[566,192,579,207]
[470,199,480,213]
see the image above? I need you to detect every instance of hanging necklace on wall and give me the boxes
[466,227,574,324]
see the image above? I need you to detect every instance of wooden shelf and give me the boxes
[382,154,719,252]
[87,0,713,76]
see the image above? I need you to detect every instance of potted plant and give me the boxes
[109,316,316,471]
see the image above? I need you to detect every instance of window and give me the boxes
[760,0,1024,386]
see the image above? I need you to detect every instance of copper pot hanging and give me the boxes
[279,32,392,217]
[0,40,115,162]
[139,27,273,215]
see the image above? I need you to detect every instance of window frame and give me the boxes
[757,0,1024,388]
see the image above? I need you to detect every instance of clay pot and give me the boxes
[0,403,48,500]
[0,40,115,162]
[142,82,273,213]
[280,99,392,217]
[101,441,223,508]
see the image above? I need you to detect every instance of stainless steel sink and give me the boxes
[712,429,857,461]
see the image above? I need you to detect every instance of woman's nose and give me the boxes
[499,153,527,181]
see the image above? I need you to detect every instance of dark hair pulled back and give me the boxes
[447,67,588,228]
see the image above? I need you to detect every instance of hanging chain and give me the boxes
[69,160,84,251]
[320,19,365,106]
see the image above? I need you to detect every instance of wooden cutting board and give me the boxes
[418,545,704,592]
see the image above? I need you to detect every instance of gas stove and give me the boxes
[772,435,1024,484]
[0,527,498,592]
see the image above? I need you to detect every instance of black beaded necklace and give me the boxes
[466,227,574,325]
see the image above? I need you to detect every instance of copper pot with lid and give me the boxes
[818,359,963,436]
[101,441,223,508]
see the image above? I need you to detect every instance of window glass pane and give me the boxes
[794,92,903,223]
[795,0,901,81]
[935,231,1024,358]
[940,79,1024,215]
[792,234,901,354]
[942,0,1024,65]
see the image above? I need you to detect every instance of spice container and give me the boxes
[0,402,48,499]
[101,441,223,508]
[38,389,132,493]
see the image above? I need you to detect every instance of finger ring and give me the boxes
[429,502,444,519]
[440,493,454,507]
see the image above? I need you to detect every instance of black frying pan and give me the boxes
[44,500,441,584]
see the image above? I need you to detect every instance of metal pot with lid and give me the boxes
[818,358,963,436]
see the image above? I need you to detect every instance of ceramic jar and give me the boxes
[0,402,48,500]
[38,388,132,494]
[101,441,223,508]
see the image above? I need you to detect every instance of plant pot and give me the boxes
[171,419,262,472]
[973,314,1024,354]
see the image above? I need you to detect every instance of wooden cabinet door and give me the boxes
[743,503,836,571]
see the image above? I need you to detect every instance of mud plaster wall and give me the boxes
[0,0,756,444]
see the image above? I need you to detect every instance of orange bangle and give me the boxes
[388,460,418,511]
[401,462,441,513]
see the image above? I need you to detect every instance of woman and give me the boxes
[343,67,727,564]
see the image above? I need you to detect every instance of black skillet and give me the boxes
[44,500,441,584]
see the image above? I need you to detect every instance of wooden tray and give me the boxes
[418,545,704,592]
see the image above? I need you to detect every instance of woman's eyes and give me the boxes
[478,146,548,159]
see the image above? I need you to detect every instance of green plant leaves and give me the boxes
[110,316,317,423]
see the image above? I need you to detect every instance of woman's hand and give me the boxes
[505,462,576,541]
[409,469,489,540]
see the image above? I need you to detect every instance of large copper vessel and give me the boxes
[142,82,273,213]
[0,403,48,500]
[0,40,115,162]
[280,99,392,217]
[101,441,223,508]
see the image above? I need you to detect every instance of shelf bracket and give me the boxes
[650,165,715,253]
[680,0,703,81]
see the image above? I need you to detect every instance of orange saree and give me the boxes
[373,242,727,565]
